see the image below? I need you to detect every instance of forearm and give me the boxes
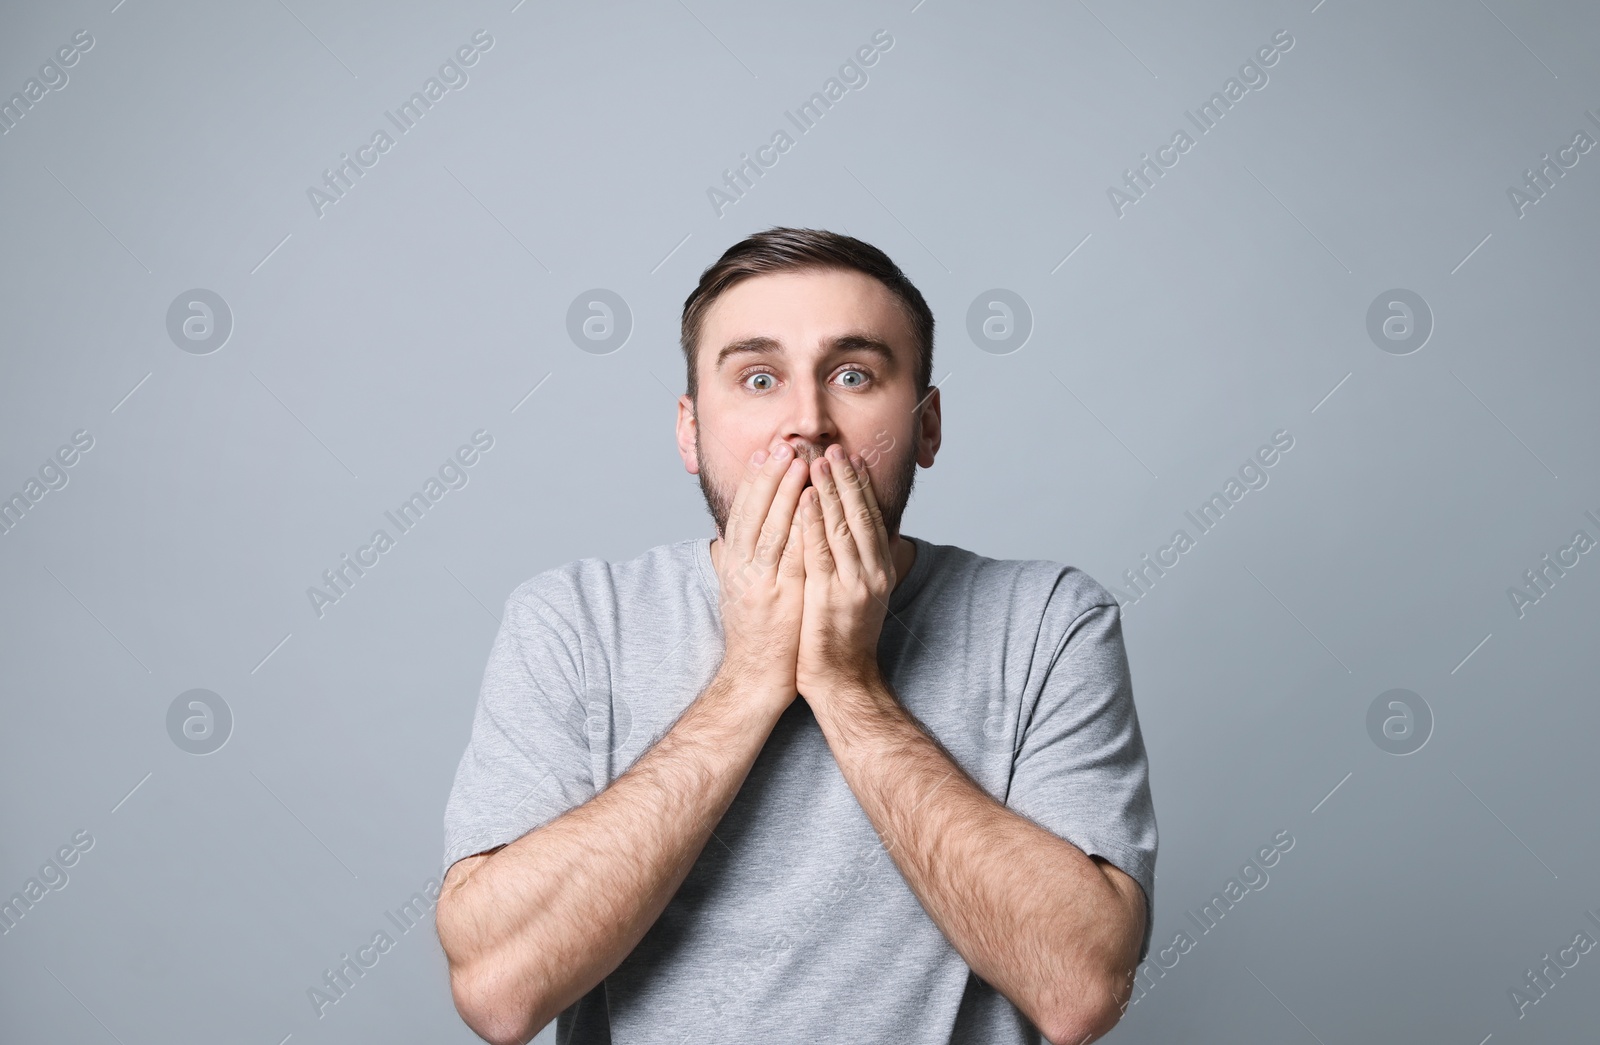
[438,672,785,1045]
[810,679,1133,1044]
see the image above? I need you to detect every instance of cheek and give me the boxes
[859,435,898,469]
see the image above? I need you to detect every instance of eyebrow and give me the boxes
[714,333,898,373]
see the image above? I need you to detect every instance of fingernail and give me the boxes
[773,442,792,460]
[752,450,767,466]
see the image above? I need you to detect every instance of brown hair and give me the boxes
[679,227,934,402]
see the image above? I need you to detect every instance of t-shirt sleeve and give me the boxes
[1005,589,1158,963]
[441,588,597,879]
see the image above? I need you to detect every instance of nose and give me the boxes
[777,375,837,470]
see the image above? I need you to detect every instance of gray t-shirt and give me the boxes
[442,534,1157,1044]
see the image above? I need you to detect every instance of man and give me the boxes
[436,228,1157,1045]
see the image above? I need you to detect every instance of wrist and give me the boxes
[710,665,796,716]
[799,660,886,704]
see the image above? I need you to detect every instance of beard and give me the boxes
[695,425,919,543]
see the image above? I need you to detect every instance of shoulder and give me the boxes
[918,537,1119,624]
[504,538,704,633]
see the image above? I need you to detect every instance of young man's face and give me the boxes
[676,266,940,542]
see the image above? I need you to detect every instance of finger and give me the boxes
[730,442,796,562]
[722,448,765,551]
[810,454,859,581]
[755,456,809,571]
[849,452,892,578]
[799,486,835,578]
[780,503,806,581]
[830,449,887,582]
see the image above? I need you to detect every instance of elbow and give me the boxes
[437,873,554,1045]
[1039,973,1131,1045]
[1042,1004,1120,1045]
[449,962,550,1045]
[1043,1013,1117,1045]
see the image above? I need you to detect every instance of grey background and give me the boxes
[2,0,1597,1042]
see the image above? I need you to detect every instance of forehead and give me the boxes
[699,267,912,351]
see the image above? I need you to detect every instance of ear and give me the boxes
[676,394,701,475]
[915,385,942,468]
